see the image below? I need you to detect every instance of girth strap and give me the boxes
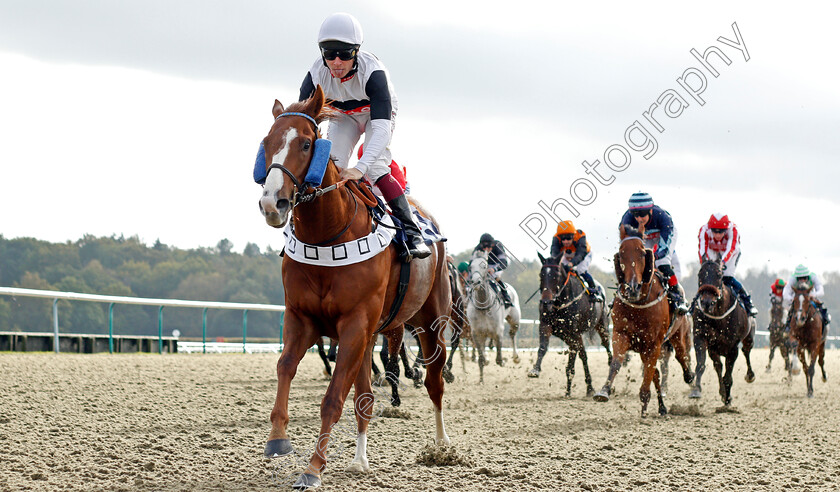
[375,260,412,334]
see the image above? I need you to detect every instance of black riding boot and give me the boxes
[387,195,431,260]
[668,284,689,315]
[580,271,603,302]
[497,279,513,308]
[724,276,757,317]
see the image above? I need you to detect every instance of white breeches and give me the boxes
[326,112,395,182]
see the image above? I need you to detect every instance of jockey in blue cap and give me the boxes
[619,192,688,315]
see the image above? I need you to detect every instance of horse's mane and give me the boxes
[285,98,339,125]
[621,224,643,239]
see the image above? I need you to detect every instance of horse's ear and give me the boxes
[272,99,285,119]
[613,253,623,282]
[642,249,654,284]
[303,85,326,119]
[537,251,546,264]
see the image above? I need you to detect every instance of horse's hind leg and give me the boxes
[659,343,671,399]
[565,345,578,398]
[443,321,459,383]
[819,343,827,382]
[508,318,520,364]
[767,342,776,372]
[414,318,451,445]
[720,347,739,406]
[494,334,505,367]
[385,330,404,407]
[652,365,667,416]
[577,338,596,398]
[347,339,376,474]
[403,328,425,388]
[528,324,551,378]
[639,350,661,417]
[317,338,332,377]
[803,348,816,398]
[690,334,707,399]
[671,328,694,386]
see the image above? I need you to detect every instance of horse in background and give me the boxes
[658,317,693,399]
[594,225,694,417]
[528,253,611,397]
[689,259,755,406]
[789,280,827,397]
[258,87,450,488]
[465,250,521,383]
[766,295,790,372]
[443,257,471,382]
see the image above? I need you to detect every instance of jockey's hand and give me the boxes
[339,168,364,181]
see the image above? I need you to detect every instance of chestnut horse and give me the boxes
[766,295,790,372]
[528,253,612,397]
[689,259,755,406]
[789,281,827,398]
[258,86,450,488]
[593,226,693,417]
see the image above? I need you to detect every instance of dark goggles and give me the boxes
[711,228,726,234]
[631,209,650,217]
[559,234,574,241]
[321,47,357,61]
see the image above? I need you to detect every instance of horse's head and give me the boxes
[258,86,333,228]
[792,282,814,327]
[697,259,724,312]
[537,252,570,316]
[615,225,653,302]
[468,251,489,288]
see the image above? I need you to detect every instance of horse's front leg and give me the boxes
[801,347,814,398]
[819,343,827,383]
[300,318,373,486]
[528,323,551,378]
[711,350,727,406]
[507,317,520,364]
[767,341,776,372]
[671,329,694,386]
[494,332,505,367]
[443,321,460,383]
[347,338,377,474]
[316,338,332,378]
[659,343,671,399]
[474,333,487,384]
[594,332,629,402]
[741,327,755,383]
[385,328,404,407]
[265,312,320,458]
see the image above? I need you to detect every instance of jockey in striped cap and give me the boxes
[619,192,688,315]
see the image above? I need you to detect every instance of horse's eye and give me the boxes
[302,140,311,151]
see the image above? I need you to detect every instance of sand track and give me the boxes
[1,348,839,491]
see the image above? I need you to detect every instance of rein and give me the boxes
[543,266,584,310]
[614,287,667,309]
[695,283,738,320]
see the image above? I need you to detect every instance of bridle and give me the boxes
[541,264,583,310]
[694,264,737,320]
[613,236,666,309]
[267,112,347,208]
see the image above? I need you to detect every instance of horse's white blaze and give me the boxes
[261,127,297,206]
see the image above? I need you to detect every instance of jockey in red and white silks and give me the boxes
[696,213,757,316]
[698,213,740,275]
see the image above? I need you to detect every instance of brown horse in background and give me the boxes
[789,281,827,397]
[594,226,693,417]
[258,86,451,489]
[766,295,790,372]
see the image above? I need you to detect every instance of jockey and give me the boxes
[770,278,786,304]
[783,264,831,336]
[472,233,513,308]
[619,192,688,315]
[299,12,429,259]
[457,261,469,282]
[697,213,757,317]
[550,220,603,302]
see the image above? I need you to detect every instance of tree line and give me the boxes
[1,234,836,343]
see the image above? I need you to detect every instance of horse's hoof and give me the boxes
[822,376,827,383]
[586,388,595,398]
[684,372,695,385]
[292,472,321,490]
[688,388,702,399]
[593,389,610,402]
[745,372,755,383]
[443,368,455,384]
[413,378,424,389]
[264,438,294,458]
[391,396,401,407]
[372,374,387,387]
[659,405,668,416]
[513,355,521,364]
[345,460,371,474]
[527,368,540,378]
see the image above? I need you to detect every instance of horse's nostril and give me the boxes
[277,199,290,210]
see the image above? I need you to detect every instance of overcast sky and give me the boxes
[1,1,839,279]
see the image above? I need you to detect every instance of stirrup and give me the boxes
[407,236,431,259]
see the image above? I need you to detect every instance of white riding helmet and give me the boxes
[318,12,363,46]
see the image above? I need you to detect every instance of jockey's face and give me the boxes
[560,236,573,246]
[326,57,354,79]
[634,212,650,227]
[712,230,726,241]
